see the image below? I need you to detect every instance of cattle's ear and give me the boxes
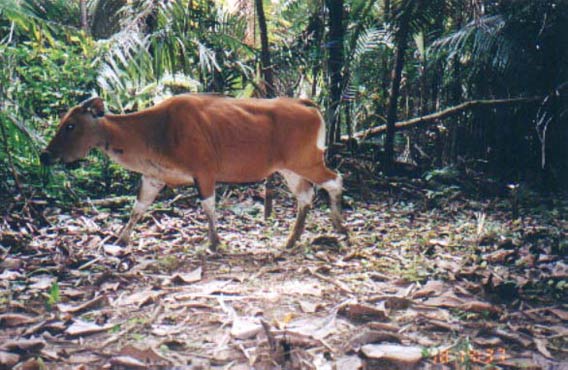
[81,97,105,118]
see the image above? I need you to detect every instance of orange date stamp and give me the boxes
[432,347,507,365]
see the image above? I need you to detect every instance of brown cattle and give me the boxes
[41,95,347,250]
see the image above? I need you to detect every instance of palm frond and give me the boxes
[429,14,505,56]
[342,26,392,100]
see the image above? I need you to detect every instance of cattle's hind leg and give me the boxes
[320,173,348,234]
[117,176,165,245]
[195,176,220,251]
[279,170,314,249]
[294,164,348,235]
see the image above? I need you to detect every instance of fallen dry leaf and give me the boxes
[341,303,388,321]
[0,270,23,280]
[412,280,446,299]
[28,275,55,290]
[484,249,517,264]
[298,300,319,313]
[472,336,502,347]
[422,292,464,308]
[533,338,553,359]
[551,261,568,278]
[167,266,203,285]
[57,295,107,314]
[367,322,401,332]
[0,338,46,353]
[348,329,403,349]
[286,311,337,340]
[361,343,423,367]
[459,300,501,314]
[496,356,541,369]
[109,355,148,369]
[335,355,363,370]
[369,294,413,310]
[103,244,126,256]
[548,308,568,321]
[0,351,20,368]
[116,289,160,307]
[211,347,245,365]
[65,320,112,337]
[19,358,42,370]
[231,317,262,340]
[118,345,171,365]
[0,313,38,327]
[492,328,532,347]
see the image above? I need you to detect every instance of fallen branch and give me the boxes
[345,96,542,141]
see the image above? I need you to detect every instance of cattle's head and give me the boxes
[40,97,105,165]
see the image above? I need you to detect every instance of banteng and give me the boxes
[41,95,347,250]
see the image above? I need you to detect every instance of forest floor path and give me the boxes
[1,178,567,369]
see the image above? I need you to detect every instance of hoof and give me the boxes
[284,237,298,249]
[116,236,130,247]
[333,221,349,235]
[209,236,221,252]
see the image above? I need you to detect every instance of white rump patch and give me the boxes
[316,113,326,150]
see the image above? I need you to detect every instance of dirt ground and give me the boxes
[1,178,567,369]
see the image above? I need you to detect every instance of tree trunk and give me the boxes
[325,0,344,145]
[383,1,413,174]
[255,0,276,219]
[255,0,275,98]
[80,0,88,33]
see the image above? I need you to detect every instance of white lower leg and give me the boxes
[321,175,346,233]
[280,170,315,248]
[118,200,147,243]
[118,176,164,245]
[201,195,220,248]
[297,187,315,209]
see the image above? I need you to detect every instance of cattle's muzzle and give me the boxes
[40,151,52,166]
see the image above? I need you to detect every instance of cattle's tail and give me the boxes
[316,112,326,150]
[298,99,326,150]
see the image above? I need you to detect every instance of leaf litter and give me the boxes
[0,175,567,369]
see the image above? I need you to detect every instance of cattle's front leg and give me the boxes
[117,176,165,245]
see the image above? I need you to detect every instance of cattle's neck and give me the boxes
[95,112,194,186]
[96,114,155,172]
[96,116,126,158]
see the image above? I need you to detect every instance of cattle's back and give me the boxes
[162,95,323,183]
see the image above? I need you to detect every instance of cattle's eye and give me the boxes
[65,123,75,131]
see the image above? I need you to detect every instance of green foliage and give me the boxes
[0,33,100,200]
[97,0,254,111]
[45,280,60,310]
[4,38,98,117]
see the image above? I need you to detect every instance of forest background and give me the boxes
[1,0,567,206]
